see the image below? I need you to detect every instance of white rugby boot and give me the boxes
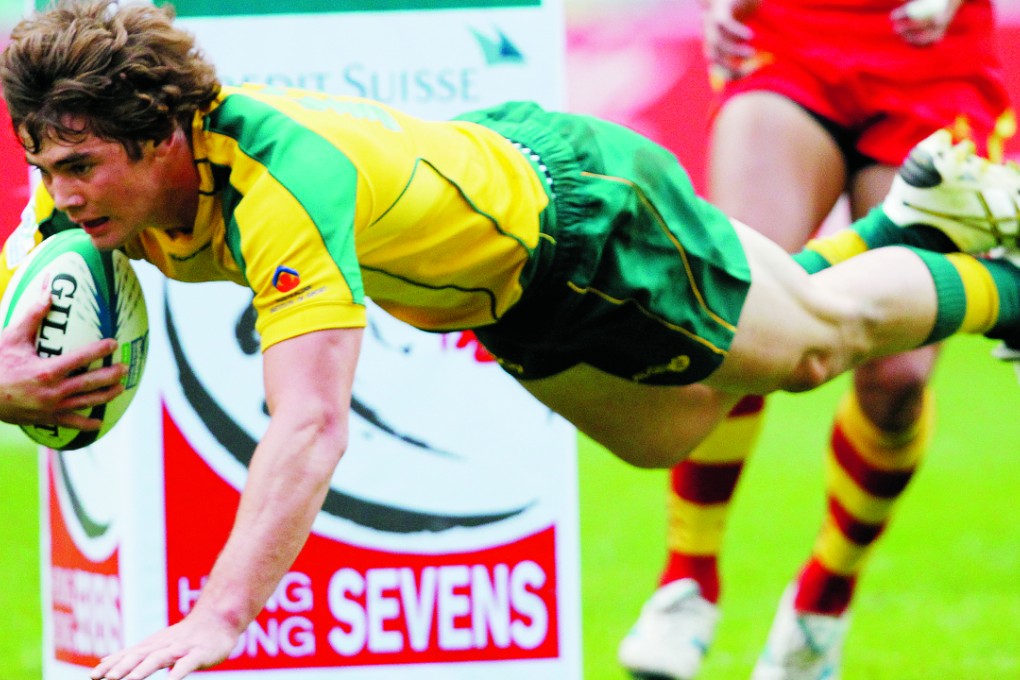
[883,129,1020,254]
[618,579,719,680]
[750,585,849,680]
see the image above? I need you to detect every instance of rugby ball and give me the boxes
[0,229,148,450]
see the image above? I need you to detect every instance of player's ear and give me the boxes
[152,127,188,157]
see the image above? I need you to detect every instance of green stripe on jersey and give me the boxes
[155,0,538,17]
[218,180,247,285]
[204,95,364,301]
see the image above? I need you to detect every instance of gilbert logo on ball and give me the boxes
[0,229,149,450]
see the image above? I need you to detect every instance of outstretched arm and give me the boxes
[90,326,364,680]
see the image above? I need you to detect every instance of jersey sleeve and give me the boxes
[226,157,367,352]
[0,185,51,301]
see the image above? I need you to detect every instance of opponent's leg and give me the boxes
[687,90,843,606]
[753,358,936,680]
[659,396,767,603]
[618,92,844,680]
[806,380,932,611]
[687,94,842,604]
[754,164,940,680]
[617,396,765,680]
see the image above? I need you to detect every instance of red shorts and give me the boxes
[717,0,1012,164]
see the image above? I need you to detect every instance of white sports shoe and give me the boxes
[750,585,849,680]
[883,129,1020,254]
[618,579,719,680]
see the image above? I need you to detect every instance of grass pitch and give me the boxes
[1,335,1017,678]
[0,428,41,677]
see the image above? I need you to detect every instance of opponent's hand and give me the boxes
[90,610,240,680]
[0,288,126,429]
[891,0,962,46]
[701,0,760,81]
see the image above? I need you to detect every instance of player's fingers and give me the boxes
[894,24,944,46]
[92,648,144,680]
[5,284,52,343]
[122,649,183,680]
[51,410,106,431]
[890,4,951,45]
[94,645,178,680]
[58,382,126,411]
[59,362,128,396]
[706,17,754,65]
[715,15,752,43]
[167,651,208,680]
[713,38,754,63]
[0,379,120,429]
[704,31,743,63]
[44,338,120,378]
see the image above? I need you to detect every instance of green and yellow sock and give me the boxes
[794,208,958,274]
[908,249,1020,344]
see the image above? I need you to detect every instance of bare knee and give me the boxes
[782,348,835,393]
[852,348,938,431]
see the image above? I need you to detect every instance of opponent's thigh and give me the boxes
[710,91,846,248]
[517,364,740,469]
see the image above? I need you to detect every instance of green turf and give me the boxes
[0,425,42,678]
[2,335,1017,678]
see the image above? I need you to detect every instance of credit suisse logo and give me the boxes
[217,25,528,110]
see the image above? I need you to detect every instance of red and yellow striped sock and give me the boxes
[660,395,766,603]
[795,389,933,615]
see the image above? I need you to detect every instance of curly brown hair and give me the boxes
[0,0,220,159]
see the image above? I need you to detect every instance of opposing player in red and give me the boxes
[619,0,1014,678]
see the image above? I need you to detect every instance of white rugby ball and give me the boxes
[0,229,149,450]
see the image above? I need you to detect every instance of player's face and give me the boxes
[22,118,192,251]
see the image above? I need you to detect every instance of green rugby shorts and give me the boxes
[463,102,751,386]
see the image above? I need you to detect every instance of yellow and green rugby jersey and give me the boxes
[2,84,551,351]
